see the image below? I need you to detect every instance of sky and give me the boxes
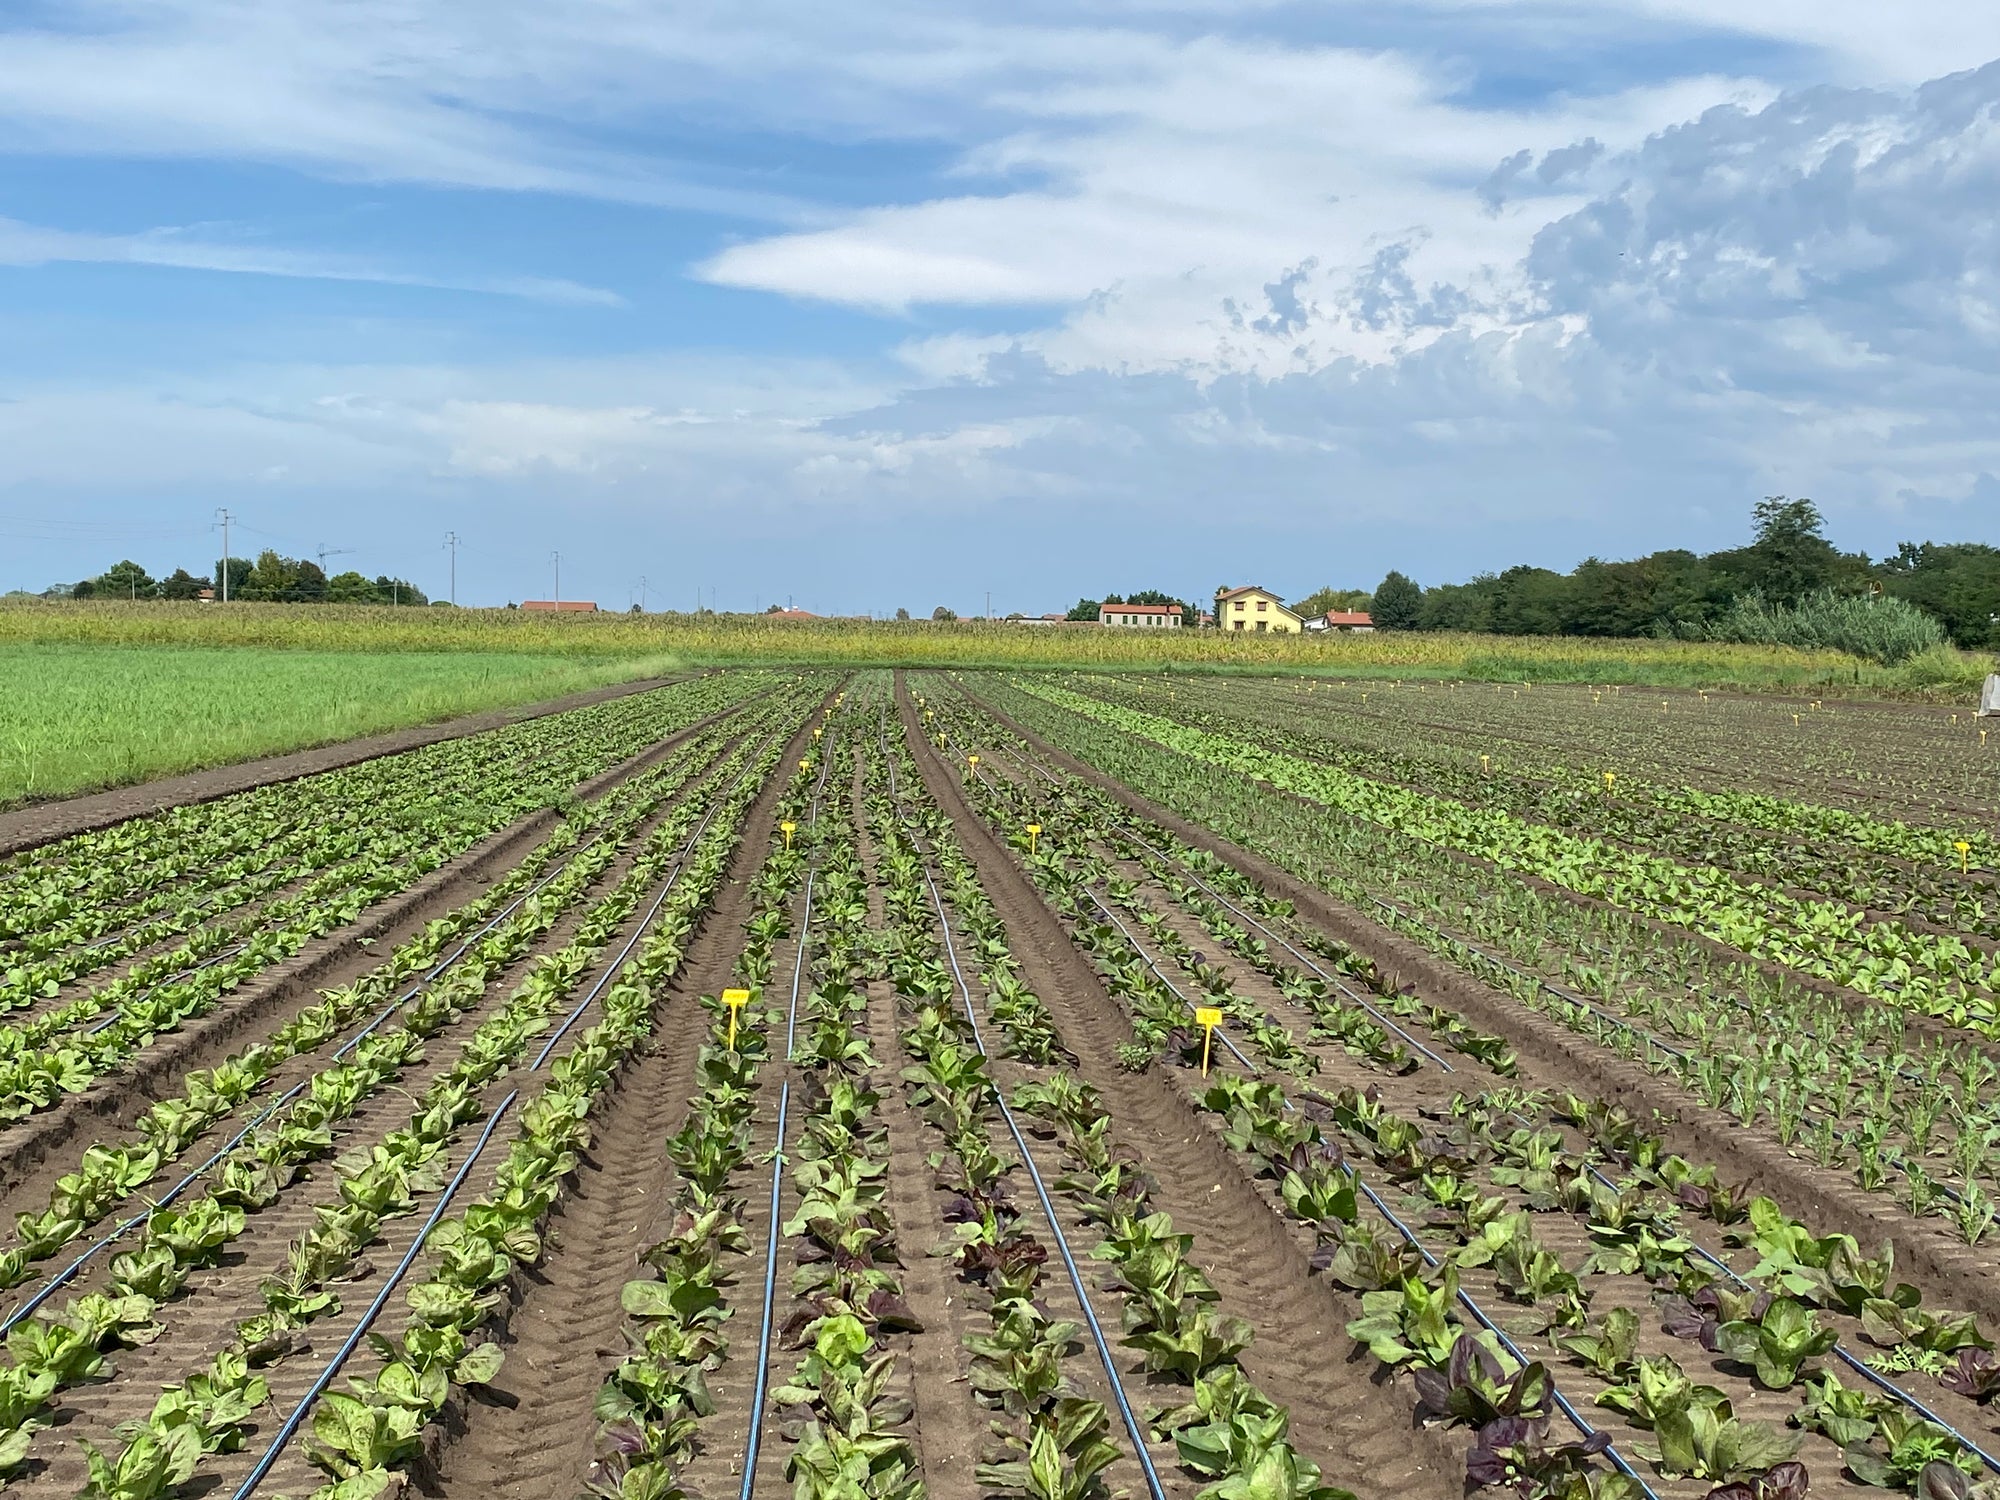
[2,1,1999,614]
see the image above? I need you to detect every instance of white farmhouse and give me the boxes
[1099,603,1183,628]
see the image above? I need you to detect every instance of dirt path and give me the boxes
[0,670,701,857]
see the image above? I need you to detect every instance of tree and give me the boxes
[931,605,958,622]
[327,570,375,602]
[894,607,911,621]
[1294,585,1372,620]
[292,560,328,602]
[766,603,784,613]
[98,559,155,600]
[1745,496,1842,605]
[215,557,253,599]
[1065,598,1102,622]
[1372,571,1424,630]
[241,549,298,601]
[160,568,207,601]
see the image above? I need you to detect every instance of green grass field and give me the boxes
[0,645,681,806]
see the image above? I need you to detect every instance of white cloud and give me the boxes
[0,216,623,304]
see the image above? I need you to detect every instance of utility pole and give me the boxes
[215,508,233,601]
[986,590,991,620]
[551,551,561,605]
[636,575,647,611]
[444,532,460,605]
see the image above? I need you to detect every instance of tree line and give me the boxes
[50,551,430,606]
[1311,500,2000,649]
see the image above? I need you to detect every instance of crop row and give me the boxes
[958,675,2000,1245]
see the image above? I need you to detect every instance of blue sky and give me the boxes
[2,1,1998,613]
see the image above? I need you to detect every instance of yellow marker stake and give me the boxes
[1958,841,1972,875]
[1026,823,1042,855]
[1195,1006,1224,1077]
[1603,771,1615,792]
[722,988,751,1051]
[781,820,797,850]
[1480,754,1491,775]
[800,758,812,773]
[967,755,979,770]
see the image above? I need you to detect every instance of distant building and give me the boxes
[1099,602,1183,629]
[765,608,818,620]
[1304,610,1374,634]
[1214,585,1302,634]
[522,600,598,612]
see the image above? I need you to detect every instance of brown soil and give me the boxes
[0,671,701,858]
[898,677,1465,1500]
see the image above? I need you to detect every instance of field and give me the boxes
[8,596,1995,692]
[0,647,683,806]
[1,667,1998,1500]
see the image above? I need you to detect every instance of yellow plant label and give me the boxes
[1194,1006,1224,1028]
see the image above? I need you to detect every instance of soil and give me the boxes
[0,670,701,858]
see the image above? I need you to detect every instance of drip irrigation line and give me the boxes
[85,942,253,1036]
[231,1089,520,1500]
[740,1080,790,1500]
[1578,1156,2000,1474]
[528,751,759,1072]
[1116,828,1452,1071]
[929,699,1453,1072]
[1081,890,1259,1075]
[918,857,1170,1500]
[1353,1176,1665,1500]
[0,808,663,1335]
[745,720,840,1498]
[0,768,736,1336]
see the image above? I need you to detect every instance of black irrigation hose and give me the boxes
[82,942,255,1036]
[1081,890,1259,1075]
[233,731,782,1497]
[528,752,759,1072]
[1116,827,1452,1071]
[742,711,840,1497]
[0,806,680,1336]
[918,859,1170,1500]
[228,1090,520,1500]
[1571,1162,2000,1476]
[931,703,1453,1071]
[1353,1175,1666,1500]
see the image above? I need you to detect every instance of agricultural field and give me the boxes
[2,664,1999,1500]
[0,646,685,807]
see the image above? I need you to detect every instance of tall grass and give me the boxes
[0,646,681,807]
[1678,589,1949,665]
[0,598,1988,696]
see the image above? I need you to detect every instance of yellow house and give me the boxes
[1214,585,1303,634]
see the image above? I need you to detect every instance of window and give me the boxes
[1232,620,1244,630]
[1256,620,1267,632]
[1234,601,1245,612]
[1257,599,1267,612]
